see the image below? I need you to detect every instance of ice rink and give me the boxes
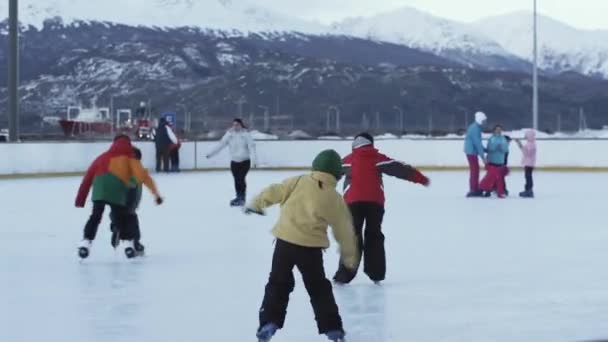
[1,170,607,342]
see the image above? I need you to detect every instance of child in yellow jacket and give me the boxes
[244,149,358,342]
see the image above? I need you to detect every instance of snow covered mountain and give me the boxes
[331,7,530,72]
[2,1,608,80]
[0,0,325,33]
[473,11,608,78]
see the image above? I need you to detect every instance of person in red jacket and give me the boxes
[333,133,430,285]
[75,134,163,259]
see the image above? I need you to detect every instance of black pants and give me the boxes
[110,212,140,241]
[83,201,128,241]
[334,202,386,284]
[231,160,251,197]
[156,147,170,172]
[170,148,180,171]
[525,166,534,191]
[259,239,343,334]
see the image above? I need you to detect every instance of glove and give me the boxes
[75,197,85,208]
[413,172,430,187]
[244,207,265,216]
[155,196,164,205]
[421,176,430,187]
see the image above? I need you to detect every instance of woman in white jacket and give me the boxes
[206,118,257,206]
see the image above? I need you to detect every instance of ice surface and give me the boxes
[1,171,607,342]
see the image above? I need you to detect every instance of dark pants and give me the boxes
[334,202,386,284]
[170,148,180,171]
[231,160,251,198]
[156,147,170,172]
[110,187,141,246]
[525,166,534,191]
[466,154,480,192]
[83,201,128,241]
[259,239,343,334]
[110,213,140,242]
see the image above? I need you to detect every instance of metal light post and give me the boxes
[393,106,404,133]
[329,105,340,133]
[532,0,539,130]
[8,0,19,142]
[236,96,246,118]
[258,105,270,132]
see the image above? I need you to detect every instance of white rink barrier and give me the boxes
[1,139,608,177]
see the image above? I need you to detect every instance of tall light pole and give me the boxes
[329,105,340,133]
[8,0,19,142]
[393,106,404,133]
[532,0,539,130]
[236,96,246,118]
[258,105,269,132]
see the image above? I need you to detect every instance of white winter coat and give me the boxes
[207,129,257,163]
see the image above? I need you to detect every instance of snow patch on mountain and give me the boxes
[473,11,608,77]
[332,7,512,57]
[0,0,325,34]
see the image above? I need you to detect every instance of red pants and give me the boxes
[466,154,480,192]
[480,164,506,197]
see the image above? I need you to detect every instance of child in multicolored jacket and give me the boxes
[75,135,163,259]
[244,149,358,342]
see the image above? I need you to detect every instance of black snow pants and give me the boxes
[83,201,129,241]
[524,166,534,191]
[170,148,180,172]
[333,202,386,284]
[156,147,170,173]
[110,212,140,245]
[259,239,344,334]
[109,187,141,245]
[231,160,251,198]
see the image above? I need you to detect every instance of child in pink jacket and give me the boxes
[516,129,537,198]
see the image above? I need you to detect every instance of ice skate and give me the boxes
[123,241,137,259]
[230,193,246,207]
[466,190,483,198]
[229,198,242,207]
[325,330,346,342]
[78,239,92,259]
[134,241,145,257]
[256,323,278,342]
[519,190,534,198]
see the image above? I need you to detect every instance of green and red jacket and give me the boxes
[75,137,159,207]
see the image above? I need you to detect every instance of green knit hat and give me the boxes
[312,149,343,180]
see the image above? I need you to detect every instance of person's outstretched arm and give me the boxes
[206,131,231,158]
[377,154,430,186]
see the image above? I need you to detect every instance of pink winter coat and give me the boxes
[521,130,537,167]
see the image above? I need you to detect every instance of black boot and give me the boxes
[134,240,145,256]
[466,190,483,198]
[519,190,534,198]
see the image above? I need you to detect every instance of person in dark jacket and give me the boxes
[154,117,178,173]
[110,146,145,256]
[333,133,430,285]
[167,121,181,172]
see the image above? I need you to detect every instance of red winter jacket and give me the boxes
[342,146,429,205]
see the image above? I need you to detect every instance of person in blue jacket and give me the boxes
[480,125,509,198]
[463,111,487,197]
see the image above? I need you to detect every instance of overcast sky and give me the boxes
[261,0,608,30]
